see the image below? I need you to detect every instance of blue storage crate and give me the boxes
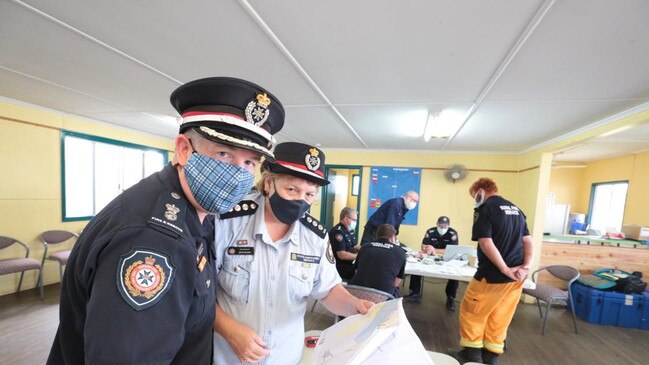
[640,291,649,330]
[600,290,644,328]
[571,282,604,324]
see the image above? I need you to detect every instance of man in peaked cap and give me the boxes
[213,142,374,365]
[48,77,284,365]
[406,216,460,310]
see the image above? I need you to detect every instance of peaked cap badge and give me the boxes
[305,147,321,172]
[245,92,271,126]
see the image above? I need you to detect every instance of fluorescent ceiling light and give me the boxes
[423,109,464,141]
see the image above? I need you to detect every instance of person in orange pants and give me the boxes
[450,178,534,365]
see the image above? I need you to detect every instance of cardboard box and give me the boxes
[621,225,649,241]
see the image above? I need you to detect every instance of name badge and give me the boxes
[227,247,255,255]
[290,252,320,264]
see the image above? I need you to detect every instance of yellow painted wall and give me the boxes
[0,100,173,296]
[548,165,585,212]
[580,152,649,226]
[548,151,649,227]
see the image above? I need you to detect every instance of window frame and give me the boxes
[586,180,629,232]
[60,130,169,222]
[351,174,360,196]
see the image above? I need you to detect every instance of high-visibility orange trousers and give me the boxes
[459,278,523,354]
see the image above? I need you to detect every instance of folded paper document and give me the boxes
[311,299,432,365]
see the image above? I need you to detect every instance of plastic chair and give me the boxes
[40,230,78,282]
[343,284,395,303]
[334,284,395,323]
[522,265,580,335]
[0,236,44,299]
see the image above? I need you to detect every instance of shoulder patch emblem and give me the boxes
[335,233,343,241]
[219,200,258,219]
[473,211,479,223]
[452,235,457,241]
[117,248,175,311]
[326,242,335,264]
[300,213,327,239]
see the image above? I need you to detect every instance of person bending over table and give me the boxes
[349,224,406,298]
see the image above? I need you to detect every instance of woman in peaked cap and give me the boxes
[213,142,374,365]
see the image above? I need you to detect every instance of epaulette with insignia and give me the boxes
[148,191,187,238]
[219,200,258,219]
[300,213,327,239]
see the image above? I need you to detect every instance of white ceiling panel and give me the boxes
[0,70,126,114]
[554,121,649,161]
[90,111,178,139]
[0,1,179,110]
[2,1,649,162]
[452,99,643,151]
[18,0,324,106]
[277,106,361,148]
[487,0,649,101]
[554,141,649,162]
[338,104,470,150]
[250,0,544,103]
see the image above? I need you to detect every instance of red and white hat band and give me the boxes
[181,111,275,144]
[275,160,324,178]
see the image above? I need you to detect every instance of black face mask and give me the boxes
[269,192,311,224]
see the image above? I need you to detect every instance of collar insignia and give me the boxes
[164,203,180,221]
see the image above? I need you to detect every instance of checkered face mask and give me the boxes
[184,152,254,214]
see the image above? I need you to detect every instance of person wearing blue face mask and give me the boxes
[213,143,374,365]
[329,207,361,281]
[406,216,459,310]
[48,77,284,365]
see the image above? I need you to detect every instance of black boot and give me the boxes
[482,349,500,365]
[449,347,482,363]
[405,290,422,303]
[446,297,456,311]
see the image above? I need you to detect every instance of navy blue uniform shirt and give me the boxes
[329,222,357,280]
[350,238,406,297]
[366,197,408,234]
[422,226,459,249]
[472,195,529,283]
[48,164,216,365]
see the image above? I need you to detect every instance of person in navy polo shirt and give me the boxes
[329,207,360,281]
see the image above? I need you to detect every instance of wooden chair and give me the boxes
[522,265,580,335]
[40,230,78,282]
[0,236,43,299]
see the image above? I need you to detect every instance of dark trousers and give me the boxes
[360,223,377,246]
[409,275,459,298]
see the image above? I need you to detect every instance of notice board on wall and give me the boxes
[367,166,421,226]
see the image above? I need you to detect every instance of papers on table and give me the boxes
[444,259,468,268]
[311,299,432,365]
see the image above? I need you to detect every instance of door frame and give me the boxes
[320,164,364,241]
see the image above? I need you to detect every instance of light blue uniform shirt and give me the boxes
[214,192,341,365]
